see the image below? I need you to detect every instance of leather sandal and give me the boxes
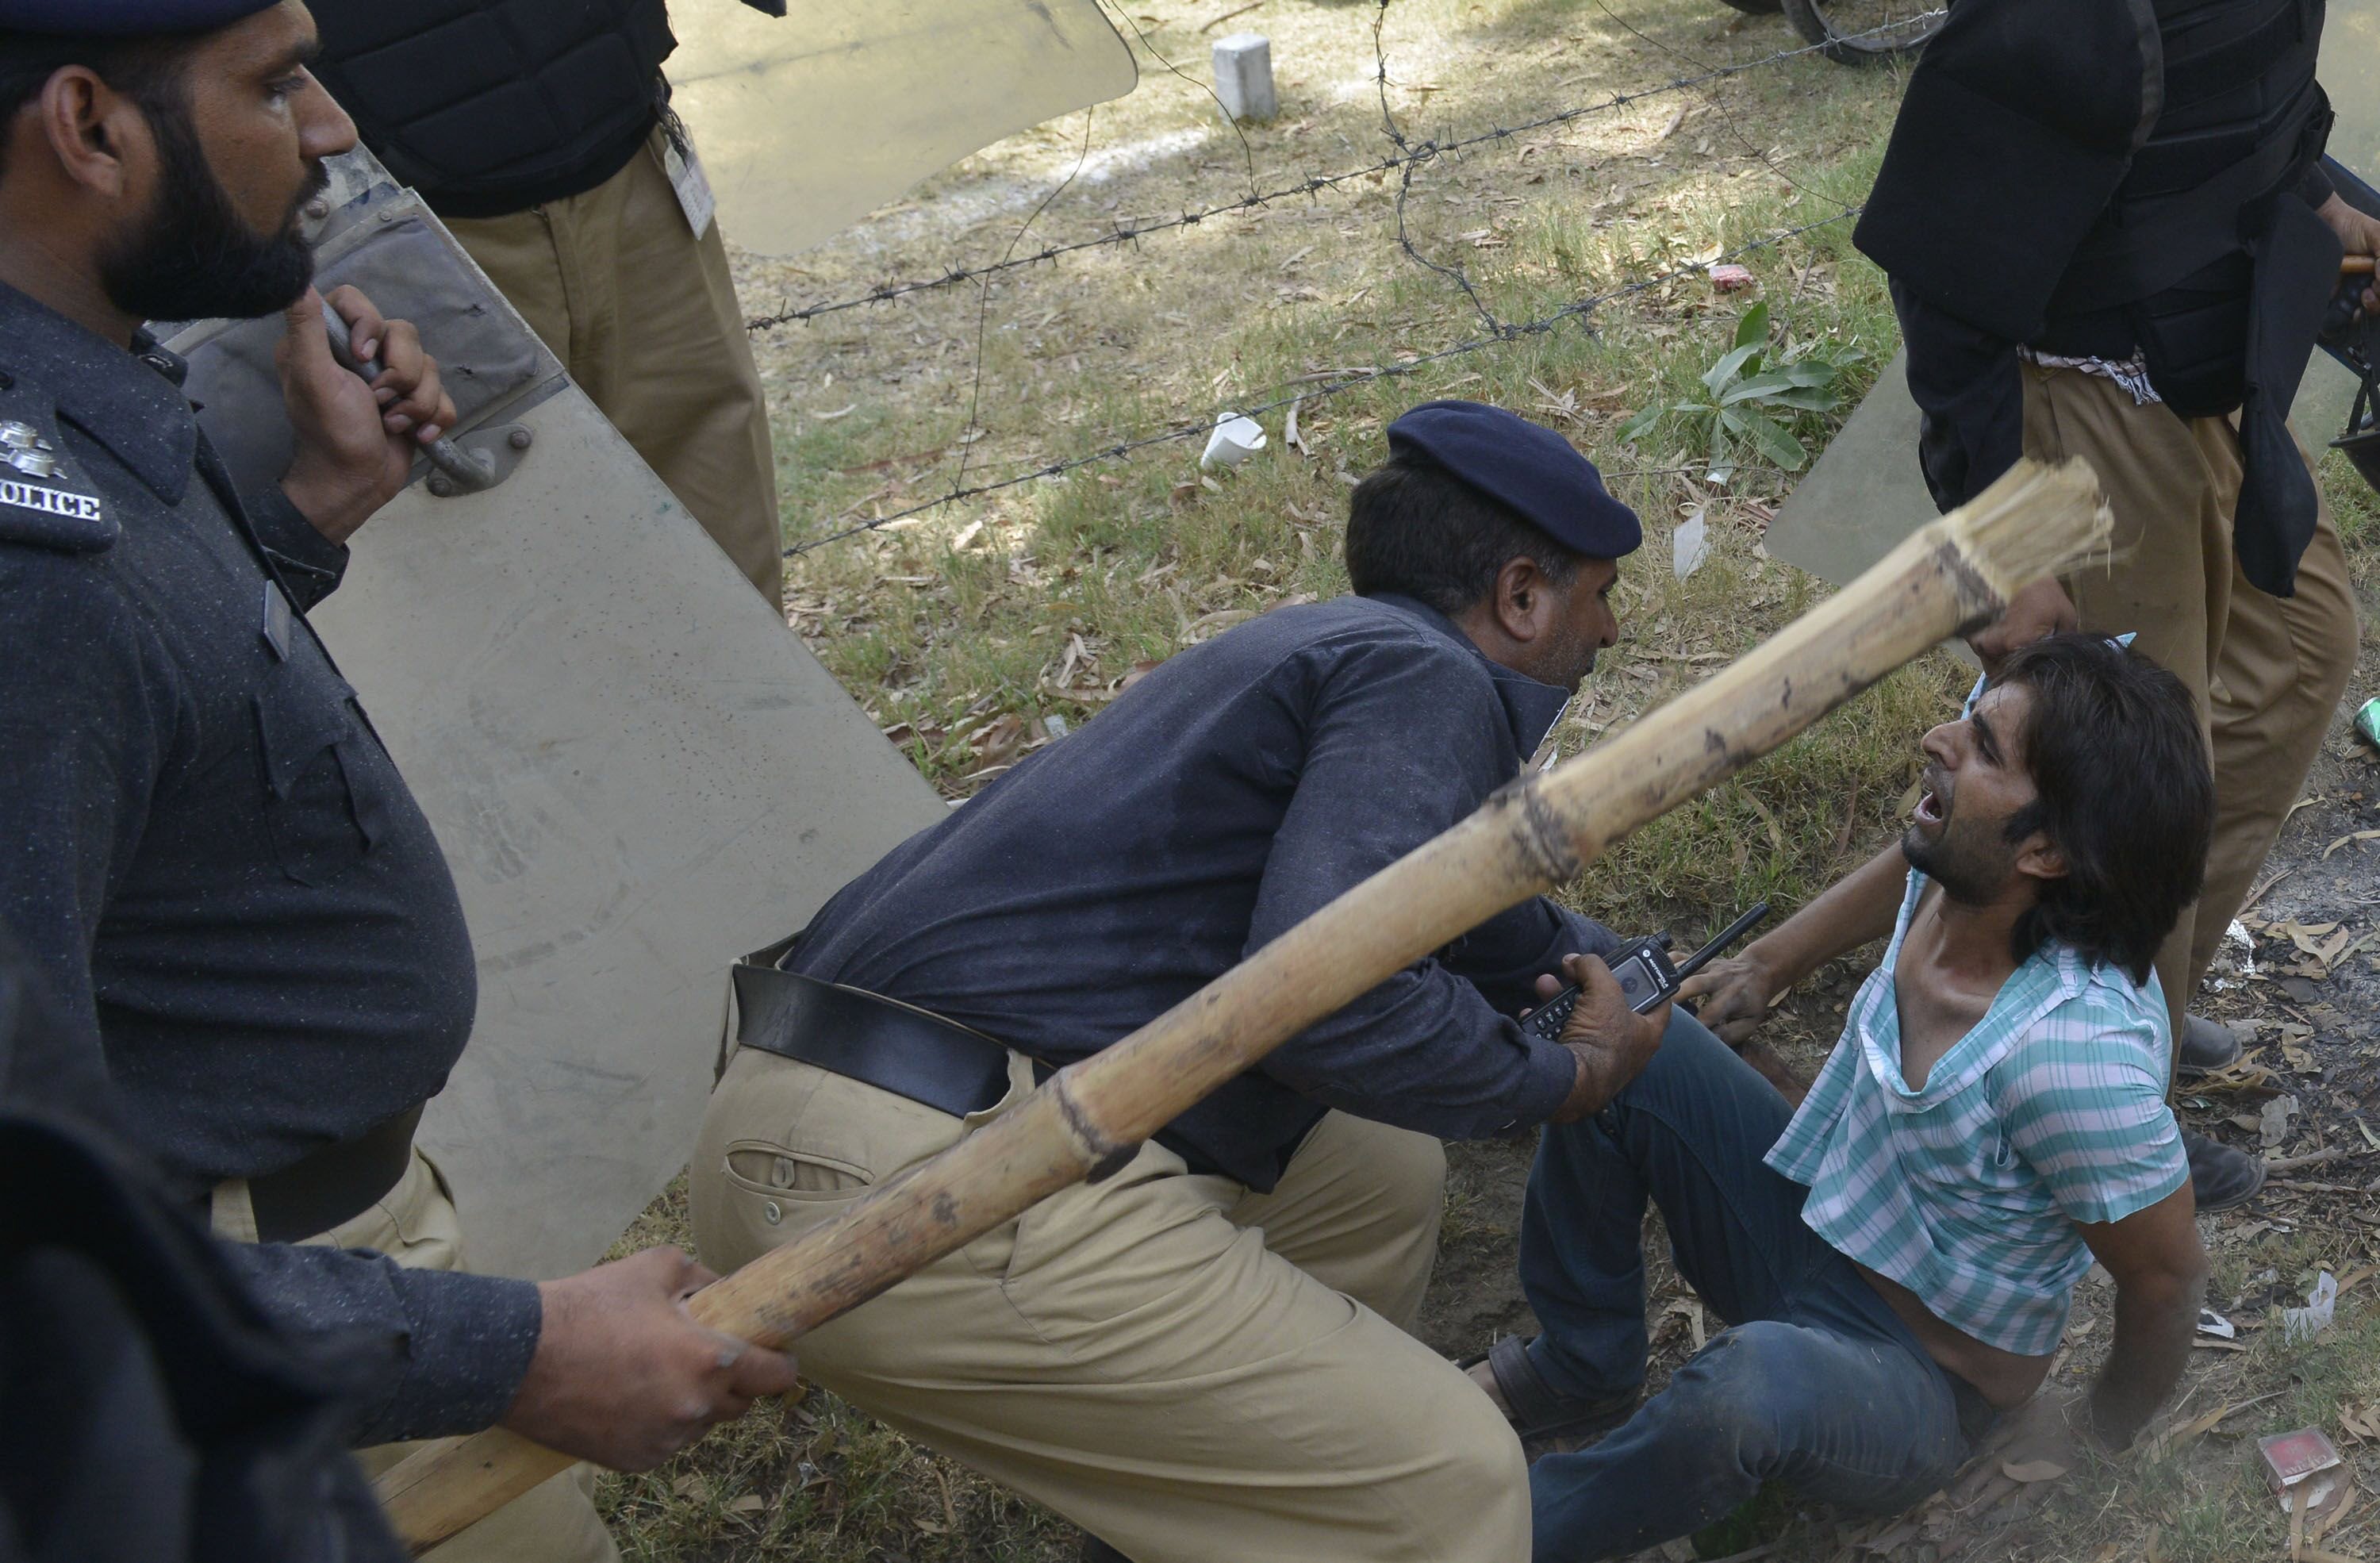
[1466,1335,1640,1442]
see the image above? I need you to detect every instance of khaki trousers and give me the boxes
[214,1150,619,1563]
[446,125,784,606]
[2021,365,2360,1042]
[689,1046,1530,1563]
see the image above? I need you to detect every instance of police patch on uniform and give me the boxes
[0,420,101,520]
[0,406,117,555]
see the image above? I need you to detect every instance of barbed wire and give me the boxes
[1373,0,1501,333]
[950,106,1100,511]
[785,205,1862,555]
[744,9,1939,334]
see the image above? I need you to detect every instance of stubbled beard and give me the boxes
[1902,821,1998,904]
[98,97,324,324]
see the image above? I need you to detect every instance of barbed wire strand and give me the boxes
[1372,0,1502,332]
[951,106,1100,506]
[1586,0,1847,211]
[1094,0,1261,191]
[785,205,1861,556]
[925,0,1893,503]
[744,10,1940,334]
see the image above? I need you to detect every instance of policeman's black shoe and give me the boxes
[2176,1013,2244,1078]
[1467,1335,1641,1442]
[1080,1538,1134,1563]
[2184,1129,2266,1213]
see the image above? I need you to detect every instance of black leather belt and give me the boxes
[247,1101,425,1244]
[731,962,1015,1119]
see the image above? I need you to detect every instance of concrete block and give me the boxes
[1213,32,1276,122]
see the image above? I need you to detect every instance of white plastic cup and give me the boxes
[1201,413,1267,470]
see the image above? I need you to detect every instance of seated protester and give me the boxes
[689,401,1673,1563]
[1492,635,2213,1562]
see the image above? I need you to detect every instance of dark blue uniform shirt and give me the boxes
[793,591,1616,1189]
[0,282,537,1443]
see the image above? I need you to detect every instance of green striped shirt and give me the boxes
[1765,870,2188,1357]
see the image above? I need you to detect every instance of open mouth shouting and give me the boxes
[1913,766,1949,828]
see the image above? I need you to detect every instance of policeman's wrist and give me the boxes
[1550,1042,1618,1123]
[279,459,385,545]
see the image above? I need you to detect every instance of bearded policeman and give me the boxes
[0,6,800,1560]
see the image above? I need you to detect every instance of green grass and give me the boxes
[759,0,1945,939]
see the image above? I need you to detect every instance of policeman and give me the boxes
[1853,0,2380,1210]
[301,0,786,606]
[689,401,1668,1563]
[0,6,801,1561]
[0,924,408,1563]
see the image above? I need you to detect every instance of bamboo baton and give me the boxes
[375,455,2110,1551]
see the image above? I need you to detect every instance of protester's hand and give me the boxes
[501,1247,803,1471]
[1966,577,2075,673]
[276,284,457,545]
[1548,954,1669,1123]
[1675,952,1779,1046]
[2318,193,2380,316]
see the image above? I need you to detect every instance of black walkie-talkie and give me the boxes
[1523,901,1770,1041]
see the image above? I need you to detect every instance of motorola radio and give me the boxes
[1522,901,1771,1041]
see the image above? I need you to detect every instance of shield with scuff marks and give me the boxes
[167,148,948,1279]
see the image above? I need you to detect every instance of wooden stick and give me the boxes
[375,457,2110,1551]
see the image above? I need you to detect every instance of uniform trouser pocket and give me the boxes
[689,1045,1035,1283]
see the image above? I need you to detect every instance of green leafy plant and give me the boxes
[1618,301,1860,486]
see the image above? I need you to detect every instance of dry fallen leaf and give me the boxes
[1656,1295,1706,1350]
[2001,1459,2068,1483]
[2323,829,2380,859]
[2142,1393,2280,1461]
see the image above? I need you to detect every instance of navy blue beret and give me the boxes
[1387,400,1641,559]
[0,0,274,35]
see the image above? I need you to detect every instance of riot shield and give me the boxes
[668,0,1137,257]
[167,149,947,1280]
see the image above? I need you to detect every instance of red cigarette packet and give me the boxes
[2257,1427,2346,1519]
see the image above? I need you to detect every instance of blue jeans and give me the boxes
[1520,1016,1994,1562]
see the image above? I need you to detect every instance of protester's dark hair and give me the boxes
[1994,634,2212,986]
[0,33,197,181]
[1344,454,1583,616]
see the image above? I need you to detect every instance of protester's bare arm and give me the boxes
[2076,1185,2205,1448]
[501,1247,803,1471]
[1547,953,1671,1123]
[1676,843,1906,1045]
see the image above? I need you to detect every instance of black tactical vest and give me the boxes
[306,0,677,219]
[1858,0,2342,596]
[2041,0,2332,414]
